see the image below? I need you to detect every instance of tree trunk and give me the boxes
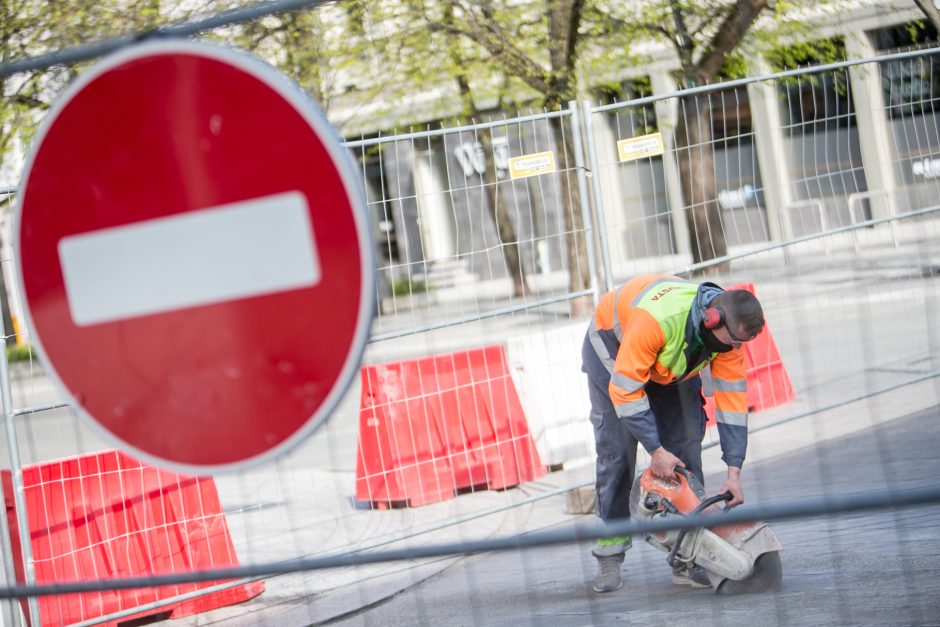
[546,0,592,315]
[663,0,769,273]
[550,116,593,317]
[673,93,729,273]
[443,0,529,298]
[478,128,529,297]
[0,234,15,342]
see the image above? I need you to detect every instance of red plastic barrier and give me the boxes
[704,283,795,426]
[1,450,263,626]
[355,344,546,507]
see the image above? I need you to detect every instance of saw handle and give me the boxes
[714,491,734,504]
[666,491,735,570]
[670,466,733,508]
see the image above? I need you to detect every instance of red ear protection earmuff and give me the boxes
[703,306,725,330]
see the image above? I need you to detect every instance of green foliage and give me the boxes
[765,37,847,71]
[765,36,848,91]
[0,0,218,178]
[389,279,429,297]
[0,0,845,171]
[717,53,750,81]
[906,20,927,43]
[6,342,33,364]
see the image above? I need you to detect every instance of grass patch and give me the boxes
[389,279,429,297]
[6,343,35,363]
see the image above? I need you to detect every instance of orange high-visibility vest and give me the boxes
[584,274,748,466]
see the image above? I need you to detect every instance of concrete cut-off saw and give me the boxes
[629,466,783,594]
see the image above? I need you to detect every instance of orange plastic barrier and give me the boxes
[355,344,546,507]
[704,283,795,426]
[1,450,263,626]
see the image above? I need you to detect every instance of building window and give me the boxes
[872,21,940,119]
[768,38,854,135]
[595,77,657,136]
[362,155,399,263]
[872,21,938,51]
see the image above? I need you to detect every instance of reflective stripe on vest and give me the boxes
[588,317,614,374]
[712,377,746,392]
[715,409,748,426]
[612,284,625,341]
[614,395,650,418]
[611,371,644,394]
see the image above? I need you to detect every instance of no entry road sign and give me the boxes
[14,41,375,472]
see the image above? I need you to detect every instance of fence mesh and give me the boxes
[0,20,938,627]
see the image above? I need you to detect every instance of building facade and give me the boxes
[348,2,939,292]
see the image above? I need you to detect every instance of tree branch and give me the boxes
[639,21,675,40]
[432,1,554,94]
[11,93,46,109]
[694,0,769,83]
[670,0,695,82]
[913,0,940,34]
[568,0,585,71]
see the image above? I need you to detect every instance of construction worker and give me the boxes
[582,274,765,593]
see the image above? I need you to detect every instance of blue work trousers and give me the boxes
[588,373,706,522]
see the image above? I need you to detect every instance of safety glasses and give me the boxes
[725,324,757,344]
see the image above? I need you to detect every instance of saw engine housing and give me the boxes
[628,467,783,594]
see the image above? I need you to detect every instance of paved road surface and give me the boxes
[331,406,940,627]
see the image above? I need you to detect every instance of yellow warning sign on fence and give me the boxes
[617,133,665,162]
[508,151,556,179]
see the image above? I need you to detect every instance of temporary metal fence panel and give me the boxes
[345,109,596,342]
[582,48,940,457]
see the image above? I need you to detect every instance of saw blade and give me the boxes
[715,551,783,595]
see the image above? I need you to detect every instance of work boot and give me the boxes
[592,553,625,593]
[672,563,711,589]
[591,535,631,592]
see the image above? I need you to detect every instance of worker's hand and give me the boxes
[650,447,684,479]
[718,467,744,507]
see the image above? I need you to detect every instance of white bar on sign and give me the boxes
[58,190,320,326]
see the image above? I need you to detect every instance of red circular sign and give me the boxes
[15,41,374,472]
